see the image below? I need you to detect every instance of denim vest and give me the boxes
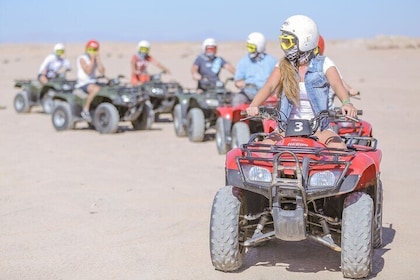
[278,55,330,130]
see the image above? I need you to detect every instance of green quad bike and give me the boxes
[13,76,76,114]
[51,75,154,134]
[139,72,183,120]
[173,78,233,142]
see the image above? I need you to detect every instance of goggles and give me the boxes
[246,43,257,53]
[55,49,65,55]
[138,46,149,54]
[86,47,98,54]
[279,34,297,50]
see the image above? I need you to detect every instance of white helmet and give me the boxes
[137,40,151,53]
[247,32,266,53]
[280,15,319,52]
[53,43,65,52]
[201,38,217,52]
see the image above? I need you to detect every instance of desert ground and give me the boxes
[1,37,420,280]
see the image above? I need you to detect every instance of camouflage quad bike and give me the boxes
[13,77,76,114]
[139,72,183,120]
[51,76,154,134]
[173,78,233,142]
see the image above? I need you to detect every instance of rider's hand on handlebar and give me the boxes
[246,106,259,116]
[192,72,201,81]
[341,103,358,118]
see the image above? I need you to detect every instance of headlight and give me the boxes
[206,99,219,107]
[151,88,164,95]
[309,171,337,188]
[121,95,131,103]
[242,165,272,183]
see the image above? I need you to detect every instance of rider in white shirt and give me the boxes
[38,43,71,84]
[75,40,105,121]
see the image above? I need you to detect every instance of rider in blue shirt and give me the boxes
[232,32,277,106]
[191,38,235,90]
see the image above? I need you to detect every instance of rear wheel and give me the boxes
[132,102,154,130]
[173,104,187,137]
[215,117,230,154]
[231,122,250,149]
[187,108,205,142]
[93,103,120,134]
[341,192,373,279]
[52,101,74,131]
[41,90,55,114]
[210,186,247,271]
[14,91,31,113]
[373,180,383,248]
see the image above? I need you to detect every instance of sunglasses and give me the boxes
[56,50,65,55]
[138,46,149,53]
[279,34,297,50]
[246,43,257,53]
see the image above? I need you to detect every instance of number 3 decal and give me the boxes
[294,121,303,132]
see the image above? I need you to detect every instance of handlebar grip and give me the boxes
[240,111,247,116]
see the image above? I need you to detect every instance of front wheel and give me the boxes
[52,100,74,131]
[132,102,154,130]
[215,117,230,154]
[341,192,373,279]
[41,90,55,114]
[373,179,383,248]
[210,186,246,272]
[173,104,187,137]
[231,122,250,149]
[187,108,205,142]
[14,91,31,113]
[93,103,120,134]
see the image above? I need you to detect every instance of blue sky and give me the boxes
[0,0,418,43]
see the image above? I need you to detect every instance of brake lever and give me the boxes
[345,115,360,122]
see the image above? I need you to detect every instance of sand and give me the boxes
[1,37,420,279]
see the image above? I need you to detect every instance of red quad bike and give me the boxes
[328,107,373,146]
[215,88,278,154]
[209,107,383,279]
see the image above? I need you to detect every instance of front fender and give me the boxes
[216,106,233,118]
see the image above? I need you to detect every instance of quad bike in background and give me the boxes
[172,78,233,142]
[215,85,278,154]
[210,107,383,279]
[328,107,373,146]
[139,72,183,120]
[51,75,154,134]
[13,76,76,114]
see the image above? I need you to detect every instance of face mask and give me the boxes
[138,52,147,60]
[205,53,215,59]
[248,52,258,59]
[283,45,298,62]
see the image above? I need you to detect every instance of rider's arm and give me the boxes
[150,57,170,74]
[131,56,140,75]
[38,55,52,75]
[223,62,236,76]
[95,55,105,75]
[80,56,95,75]
[246,67,281,115]
[325,66,357,117]
[191,64,201,81]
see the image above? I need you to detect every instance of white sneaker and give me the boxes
[81,110,92,122]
